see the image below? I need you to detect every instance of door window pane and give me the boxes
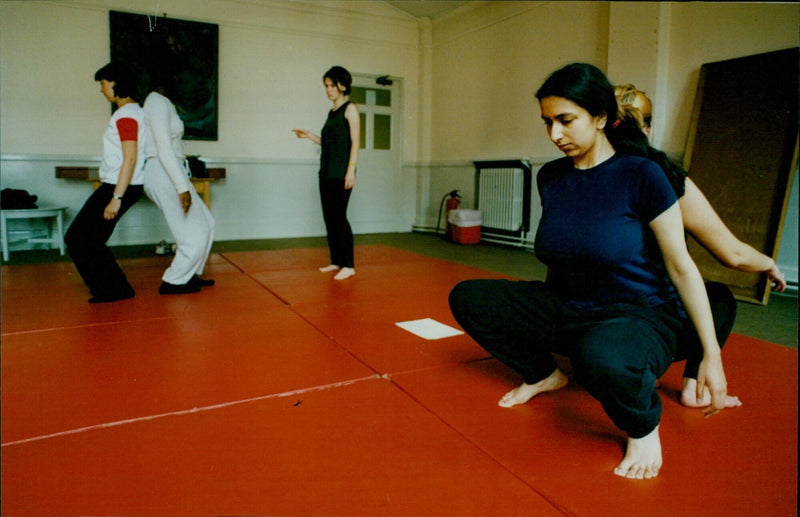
[359,113,366,149]
[349,87,390,106]
[374,114,391,150]
[350,87,366,104]
[375,89,391,107]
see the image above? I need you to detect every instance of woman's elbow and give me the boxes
[712,246,748,270]
[665,254,699,281]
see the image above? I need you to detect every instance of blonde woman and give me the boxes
[143,61,216,295]
[616,84,785,408]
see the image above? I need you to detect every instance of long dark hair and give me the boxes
[536,63,687,195]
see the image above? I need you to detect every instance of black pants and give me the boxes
[675,281,736,379]
[319,178,354,268]
[65,182,143,298]
[449,279,683,438]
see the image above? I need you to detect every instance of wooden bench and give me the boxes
[55,166,226,209]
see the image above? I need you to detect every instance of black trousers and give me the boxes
[675,281,736,378]
[319,178,354,268]
[449,279,683,438]
[65,182,143,298]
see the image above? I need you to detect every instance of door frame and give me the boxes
[349,73,405,231]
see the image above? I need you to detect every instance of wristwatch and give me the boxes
[112,194,123,200]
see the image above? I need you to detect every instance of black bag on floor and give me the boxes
[1,188,38,209]
[186,156,208,178]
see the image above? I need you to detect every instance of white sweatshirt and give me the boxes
[143,91,192,194]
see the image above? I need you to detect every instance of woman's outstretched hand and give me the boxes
[767,263,787,292]
[292,129,320,145]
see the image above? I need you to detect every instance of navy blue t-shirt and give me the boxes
[534,154,679,308]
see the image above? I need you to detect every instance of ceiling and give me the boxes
[382,0,470,19]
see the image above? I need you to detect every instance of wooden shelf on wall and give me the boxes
[55,166,99,179]
[55,166,226,208]
[55,166,226,179]
[206,168,226,179]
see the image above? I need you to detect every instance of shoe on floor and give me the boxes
[88,289,135,304]
[159,281,201,295]
[191,275,215,287]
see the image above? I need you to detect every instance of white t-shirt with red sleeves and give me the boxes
[98,102,146,185]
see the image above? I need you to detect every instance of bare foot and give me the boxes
[680,377,742,408]
[333,267,355,280]
[614,426,662,479]
[498,369,568,408]
[319,264,340,273]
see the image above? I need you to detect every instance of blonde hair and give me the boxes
[614,84,652,132]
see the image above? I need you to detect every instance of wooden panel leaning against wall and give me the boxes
[683,47,799,304]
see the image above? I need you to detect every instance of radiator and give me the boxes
[476,160,531,233]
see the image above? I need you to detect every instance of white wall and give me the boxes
[0,0,421,159]
[412,1,609,234]
[1,0,421,244]
[1,1,798,283]
[662,2,799,158]
[429,1,610,162]
[416,1,798,283]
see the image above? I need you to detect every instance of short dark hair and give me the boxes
[94,62,138,100]
[323,66,352,95]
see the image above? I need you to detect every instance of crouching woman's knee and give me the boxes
[448,280,480,320]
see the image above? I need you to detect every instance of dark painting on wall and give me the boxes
[109,10,218,140]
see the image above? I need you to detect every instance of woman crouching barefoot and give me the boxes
[449,63,731,479]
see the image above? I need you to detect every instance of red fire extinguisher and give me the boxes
[437,190,461,240]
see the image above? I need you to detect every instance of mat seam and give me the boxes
[1,375,381,448]
[385,375,574,516]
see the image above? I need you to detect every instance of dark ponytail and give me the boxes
[605,110,687,197]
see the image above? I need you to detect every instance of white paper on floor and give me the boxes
[395,318,464,340]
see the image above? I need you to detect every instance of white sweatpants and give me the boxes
[143,159,215,285]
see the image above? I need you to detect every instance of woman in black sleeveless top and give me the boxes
[293,66,360,280]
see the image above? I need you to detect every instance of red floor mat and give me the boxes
[1,378,564,516]
[221,244,431,274]
[1,247,796,515]
[1,269,283,334]
[250,259,511,306]
[293,296,489,374]
[392,334,798,517]
[1,307,375,443]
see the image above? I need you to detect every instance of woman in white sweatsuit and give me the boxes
[143,90,216,294]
